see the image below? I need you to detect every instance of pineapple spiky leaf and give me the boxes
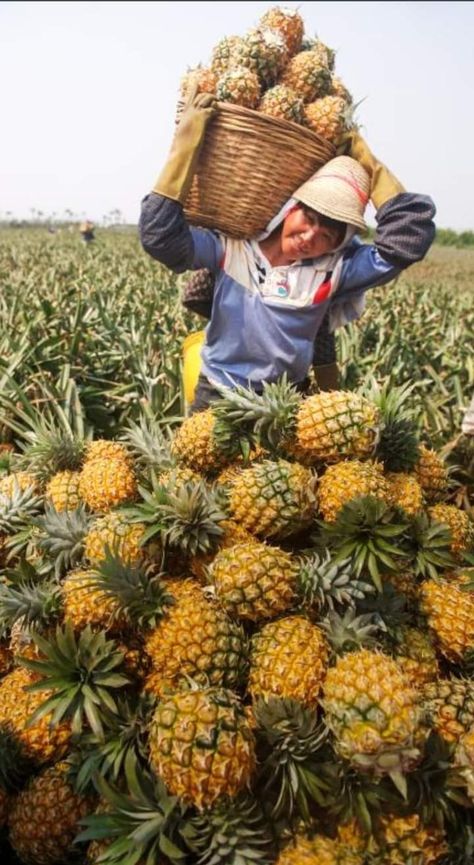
[296,550,375,614]
[34,504,90,576]
[401,513,458,579]
[0,577,62,631]
[22,622,130,739]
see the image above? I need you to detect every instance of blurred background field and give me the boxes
[0,226,472,454]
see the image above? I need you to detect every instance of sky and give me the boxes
[1,0,473,230]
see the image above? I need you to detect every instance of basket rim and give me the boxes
[212,101,337,157]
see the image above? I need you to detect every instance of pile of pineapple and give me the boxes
[0,377,473,865]
[179,5,354,145]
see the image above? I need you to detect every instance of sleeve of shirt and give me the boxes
[335,191,436,299]
[139,191,224,274]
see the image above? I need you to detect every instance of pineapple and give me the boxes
[322,648,423,789]
[258,84,305,123]
[454,726,474,801]
[423,678,474,743]
[276,834,363,864]
[385,471,425,516]
[304,95,352,143]
[148,686,256,809]
[258,6,304,56]
[84,511,146,564]
[171,409,233,475]
[190,517,255,582]
[392,626,439,688]
[208,540,297,622]
[280,50,332,103]
[143,578,248,696]
[249,614,328,707]
[0,471,38,496]
[0,667,71,766]
[420,575,474,663]
[302,39,336,71]
[45,469,82,511]
[227,458,317,539]
[79,456,138,511]
[231,27,288,88]
[330,74,353,102]
[180,65,217,98]
[374,813,448,864]
[414,444,450,502]
[216,66,261,109]
[8,761,95,865]
[61,568,124,632]
[317,460,389,522]
[84,440,132,464]
[427,503,473,556]
[210,35,244,77]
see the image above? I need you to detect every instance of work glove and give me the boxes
[153,82,217,203]
[338,129,405,210]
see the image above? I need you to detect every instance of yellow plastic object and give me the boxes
[182,330,205,406]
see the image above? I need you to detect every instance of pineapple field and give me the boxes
[0,2,473,863]
[0,225,472,865]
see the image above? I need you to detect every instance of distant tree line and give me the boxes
[434,228,474,248]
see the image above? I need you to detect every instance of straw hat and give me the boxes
[293,155,370,232]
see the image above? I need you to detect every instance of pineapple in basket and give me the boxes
[304,95,354,144]
[210,34,244,77]
[258,6,305,57]
[280,50,333,103]
[216,66,261,109]
[230,27,288,89]
[258,84,305,123]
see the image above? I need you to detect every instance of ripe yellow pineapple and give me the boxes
[385,471,425,516]
[322,649,423,781]
[190,518,254,582]
[249,615,328,707]
[148,686,256,809]
[210,35,244,77]
[304,95,352,143]
[276,834,364,864]
[413,444,449,502]
[0,667,71,766]
[258,6,304,56]
[216,66,261,108]
[258,84,305,123]
[84,440,132,464]
[79,456,138,511]
[228,458,317,539]
[280,50,332,102]
[424,678,474,743]
[231,27,288,88]
[292,390,381,464]
[420,575,474,662]
[84,512,146,565]
[8,761,95,865]
[143,578,248,695]
[180,65,217,97]
[393,626,439,688]
[428,503,473,556]
[45,469,82,511]
[0,472,39,495]
[375,813,448,864]
[317,460,389,522]
[330,74,353,102]
[61,568,124,632]
[208,539,297,622]
[171,409,232,475]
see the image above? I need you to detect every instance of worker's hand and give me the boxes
[337,129,405,210]
[153,81,217,203]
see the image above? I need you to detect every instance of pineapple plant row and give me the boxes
[0,373,472,863]
[178,5,356,145]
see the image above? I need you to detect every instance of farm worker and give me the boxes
[79,220,95,243]
[139,84,436,413]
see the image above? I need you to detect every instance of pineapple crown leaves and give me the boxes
[0,575,62,630]
[320,607,384,655]
[73,694,154,795]
[400,513,458,579]
[120,415,177,473]
[355,581,412,635]
[404,732,470,830]
[253,697,330,824]
[316,496,410,591]
[22,622,130,739]
[34,503,90,577]
[86,549,175,629]
[295,550,375,614]
[0,483,44,534]
[320,757,399,836]
[212,374,301,453]
[125,478,228,557]
[15,427,85,481]
[75,750,188,865]
[180,793,276,865]
[363,378,421,472]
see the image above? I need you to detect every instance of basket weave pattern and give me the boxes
[184,103,336,239]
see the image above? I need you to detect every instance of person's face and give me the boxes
[280,204,343,260]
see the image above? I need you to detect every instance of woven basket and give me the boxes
[184,102,336,239]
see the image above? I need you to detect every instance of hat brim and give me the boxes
[295,191,368,233]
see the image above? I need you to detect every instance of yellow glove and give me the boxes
[153,82,217,203]
[338,130,405,209]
